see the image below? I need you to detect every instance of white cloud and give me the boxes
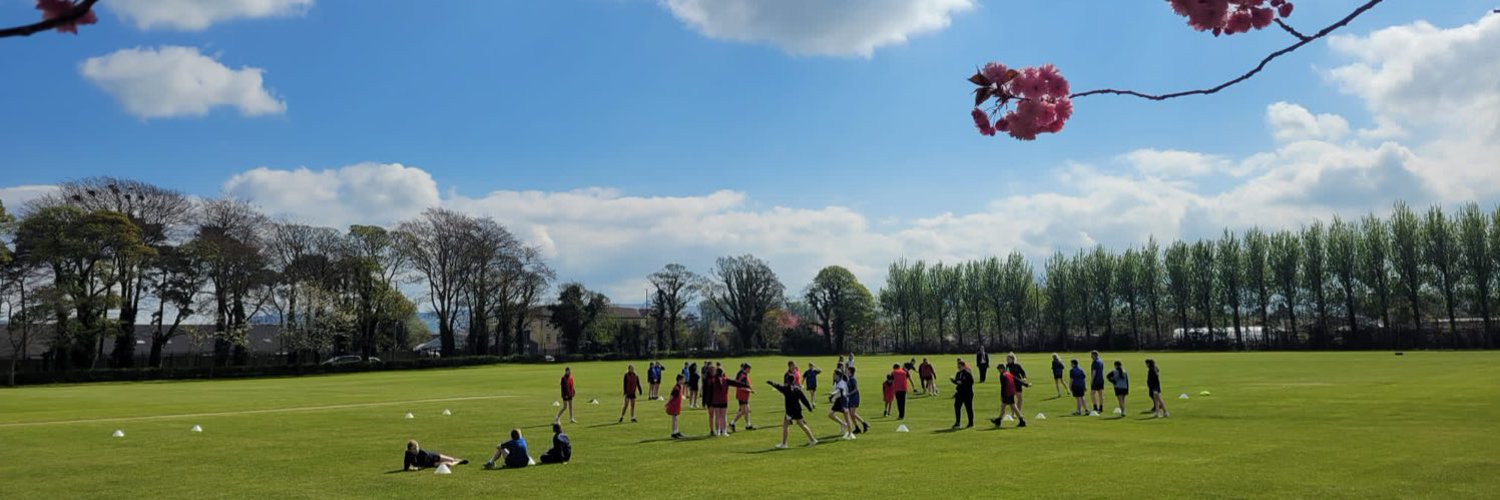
[108,0,313,31]
[1121,149,1231,178]
[0,185,59,212]
[661,0,975,57]
[1266,102,1350,143]
[80,46,286,119]
[223,163,440,229]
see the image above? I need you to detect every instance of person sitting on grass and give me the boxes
[666,374,686,439]
[989,364,1027,428]
[1051,353,1066,397]
[619,364,643,423]
[485,429,530,469]
[766,380,817,449]
[403,440,467,471]
[1146,359,1170,418]
[1069,359,1088,415]
[540,424,571,464]
[1107,360,1130,416]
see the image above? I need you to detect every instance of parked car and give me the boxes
[320,355,380,366]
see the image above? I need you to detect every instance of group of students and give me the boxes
[1057,351,1171,418]
[401,423,573,473]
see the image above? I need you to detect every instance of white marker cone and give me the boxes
[190,425,203,433]
[1035,413,1047,420]
[1113,407,1123,415]
[552,401,561,407]
[1179,393,1190,399]
[405,412,415,419]
[442,409,452,416]
[1002,415,1015,422]
[1199,390,1211,396]
[434,464,452,475]
[112,429,125,438]
[1088,411,1100,417]
[527,457,537,466]
[895,424,910,432]
[588,399,599,405]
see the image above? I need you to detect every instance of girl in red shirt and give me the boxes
[555,367,576,424]
[666,374,685,439]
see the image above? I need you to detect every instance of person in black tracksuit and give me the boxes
[767,380,817,448]
[976,346,990,383]
[951,359,975,428]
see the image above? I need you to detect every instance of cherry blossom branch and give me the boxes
[0,0,99,38]
[1070,0,1383,101]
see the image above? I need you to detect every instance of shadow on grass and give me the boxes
[931,426,972,434]
[586,422,624,429]
[636,435,711,444]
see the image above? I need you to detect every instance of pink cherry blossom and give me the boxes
[968,60,1074,141]
[972,108,996,136]
[1168,0,1294,36]
[36,0,97,34]
[981,62,1010,85]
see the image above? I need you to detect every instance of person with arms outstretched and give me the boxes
[767,380,817,448]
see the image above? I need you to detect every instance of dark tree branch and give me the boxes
[0,0,100,39]
[1071,0,1384,101]
[1274,18,1310,41]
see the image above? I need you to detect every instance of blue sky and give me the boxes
[2,0,1498,301]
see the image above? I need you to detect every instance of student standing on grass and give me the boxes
[702,363,722,435]
[845,365,870,434]
[700,361,713,411]
[976,346,991,383]
[647,361,662,400]
[805,362,823,399]
[619,364,643,423]
[1051,354,1066,397]
[891,363,911,420]
[1005,353,1029,413]
[903,359,919,394]
[951,358,975,428]
[539,424,571,464]
[1089,351,1106,414]
[1146,359,1170,418]
[882,372,895,417]
[485,429,530,469]
[687,362,701,409]
[731,363,758,432]
[556,367,576,424]
[827,370,854,440]
[714,362,753,436]
[767,380,817,448]
[666,374,686,438]
[403,440,467,471]
[919,358,938,396]
[1069,359,1088,415]
[1107,360,1129,415]
[990,365,1027,428]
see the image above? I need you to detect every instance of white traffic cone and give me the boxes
[527,456,537,466]
[442,409,452,416]
[552,401,561,407]
[405,412,415,419]
[1002,415,1015,422]
[895,424,910,432]
[588,399,599,405]
[190,425,203,433]
[112,429,125,438]
[434,464,452,475]
[1088,410,1100,417]
[1199,390,1211,396]
[1179,393,1190,399]
[1035,413,1047,420]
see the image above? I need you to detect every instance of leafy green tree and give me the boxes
[1359,214,1394,347]
[1327,217,1361,345]
[806,265,875,353]
[1164,241,1192,339]
[1002,252,1036,348]
[1217,230,1245,348]
[1042,252,1073,348]
[549,283,609,353]
[1423,205,1460,342]
[1270,230,1302,346]
[1115,248,1143,346]
[1243,228,1272,348]
[196,198,270,366]
[1302,222,1330,347]
[1190,240,1216,339]
[1140,238,1164,345]
[397,208,472,357]
[1389,202,1424,341]
[649,263,700,351]
[1086,246,1116,345]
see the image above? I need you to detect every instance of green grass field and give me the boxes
[2,352,1497,499]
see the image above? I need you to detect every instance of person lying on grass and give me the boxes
[403,440,467,471]
[766,380,817,449]
[484,429,530,469]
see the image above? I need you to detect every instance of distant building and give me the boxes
[525,305,652,354]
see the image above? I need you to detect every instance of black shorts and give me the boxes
[738,399,750,406]
[1052,370,1064,380]
[626,394,636,400]
[1115,388,1129,396]
[1071,387,1086,398]
[710,402,728,409]
[1001,395,1016,405]
[1091,381,1105,391]
[807,384,818,393]
[832,398,847,412]
[786,411,804,421]
[1149,385,1162,395]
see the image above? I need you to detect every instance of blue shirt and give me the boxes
[501,438,529,468]
[805,369,820,387]
[1069,366,1086,390]
[1112,369,1129,390]
[1090,359,1105,384]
